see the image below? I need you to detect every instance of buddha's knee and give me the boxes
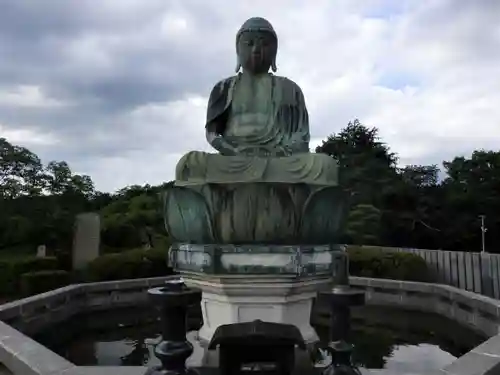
[175,151,208,181]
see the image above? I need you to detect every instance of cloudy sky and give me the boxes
[1,0,499,192]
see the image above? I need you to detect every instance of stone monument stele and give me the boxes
[72,212,100,270]
[164,17,349,351]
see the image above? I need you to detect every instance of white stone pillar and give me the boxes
[72,212,100,270]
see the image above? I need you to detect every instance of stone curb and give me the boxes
[350,277,500,375]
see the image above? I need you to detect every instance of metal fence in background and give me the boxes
[362,245,500,299]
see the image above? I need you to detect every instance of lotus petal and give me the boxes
[163,186,215,243]
[300,187,348,244]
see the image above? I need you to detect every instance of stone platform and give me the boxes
[169,244,347,343]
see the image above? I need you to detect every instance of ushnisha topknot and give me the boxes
[236,17,277,43]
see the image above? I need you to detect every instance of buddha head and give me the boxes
[235,17,278,74]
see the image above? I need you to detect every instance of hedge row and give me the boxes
[84,246,429,282]
[0,246,430,298]
[84,248,174,282]
[0,248,172,298]
[20,270,71,297]
[0,256,61,295]
[347,246,430,282]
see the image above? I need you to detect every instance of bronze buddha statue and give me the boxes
[175,17,338,186]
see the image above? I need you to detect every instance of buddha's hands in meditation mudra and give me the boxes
[210,135,295,157]
[235,145,292,157]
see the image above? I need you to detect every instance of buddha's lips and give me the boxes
[251,54,262,62]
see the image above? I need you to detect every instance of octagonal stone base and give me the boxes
[170,244,348,344]
[183,273,333,344]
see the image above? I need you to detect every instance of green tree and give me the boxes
[345,204,382,245]
[45,161,94,197]
[317,120,401,244]
[0,138,46,198]
[316,119,399,207]
[383,165,443,248]
[440,150,500,251]
[400,164,439,188]
[100,185,167,250]
[0,139,96,251]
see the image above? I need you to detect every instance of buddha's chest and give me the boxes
[230,77,274,116]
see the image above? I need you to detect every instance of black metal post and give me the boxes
[329,304,350,344]
[325,286,364,374]
[318,250,365,375]
[145,278,201,375]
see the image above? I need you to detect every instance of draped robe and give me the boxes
[175,73,339,186]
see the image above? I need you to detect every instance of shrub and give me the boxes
[0,261,12,295]
[85,248,174,282]
[347,246,430,282]
[0,256,60,295]
[10,256,60,274]
[53,249,72,270]
[20,270,71,297]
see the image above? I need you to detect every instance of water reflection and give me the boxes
[35,306,484,373]
[378,344,456,374]
[117,336,150,366]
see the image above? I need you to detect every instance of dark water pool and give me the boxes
[35,306,485,374]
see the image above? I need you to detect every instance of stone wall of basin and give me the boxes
[349,277,500,375]
[0,276,500,374]
[349,277,500,337]
[0,276,178,336]
[0,277,176,375]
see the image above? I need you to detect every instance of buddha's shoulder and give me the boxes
[207,77,238,104]
[272,75,304,92]
[210,76,238,91]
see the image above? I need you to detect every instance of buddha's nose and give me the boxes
[251,45,262,55]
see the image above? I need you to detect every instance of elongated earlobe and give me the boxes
[235,61,241,73]
[271,59,277,72]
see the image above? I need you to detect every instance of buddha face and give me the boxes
[237,30,277,74]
